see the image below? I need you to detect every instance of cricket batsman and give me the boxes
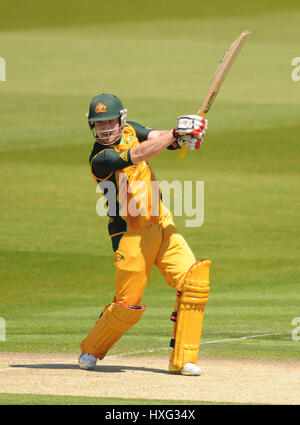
[78,93,211,375]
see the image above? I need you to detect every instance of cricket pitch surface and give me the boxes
[0,353,299,404]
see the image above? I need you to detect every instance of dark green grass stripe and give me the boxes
[1,0,300,31]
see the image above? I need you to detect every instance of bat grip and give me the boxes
[178,142,188,159]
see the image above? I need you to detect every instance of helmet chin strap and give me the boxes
[88,109,128,146]
[92,126,124,146]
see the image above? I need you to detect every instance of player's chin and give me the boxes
[99,136,120,146]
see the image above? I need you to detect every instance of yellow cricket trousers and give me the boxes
[112,213,196,306]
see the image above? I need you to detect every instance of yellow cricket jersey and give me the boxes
[89,122,169,239]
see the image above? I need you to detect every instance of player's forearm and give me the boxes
[130,130,175,164]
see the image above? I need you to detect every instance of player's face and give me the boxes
[94,118,122,145]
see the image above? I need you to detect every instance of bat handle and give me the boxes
[178,142,188,159]
[178,112,206,159]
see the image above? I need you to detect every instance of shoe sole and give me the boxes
[78,363,96,371]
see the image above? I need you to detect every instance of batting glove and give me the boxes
[177,134,205,150]
[173,115,208,138]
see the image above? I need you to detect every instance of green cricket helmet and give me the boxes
[87,93,127,145]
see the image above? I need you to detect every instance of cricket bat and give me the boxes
[178,30,251,159]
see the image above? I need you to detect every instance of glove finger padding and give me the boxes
[175,115,208,136]
[178,133,205,150]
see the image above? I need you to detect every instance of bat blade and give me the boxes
[198,30,250,115]
[178,30,251,159]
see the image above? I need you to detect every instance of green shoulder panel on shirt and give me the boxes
[91,147,133,180]
[127,120,153,142]
[88,121,152,180]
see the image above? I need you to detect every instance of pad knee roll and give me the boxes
[81,302,146,359]
[170,259,211,369]
[181,260,210,304]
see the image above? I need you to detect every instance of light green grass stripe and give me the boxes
[106,332,288,358]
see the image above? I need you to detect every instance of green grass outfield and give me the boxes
[0,393,247,405]
[1,0,300,405]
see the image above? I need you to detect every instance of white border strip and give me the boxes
[106,331,286,359]
[0,332,287,367]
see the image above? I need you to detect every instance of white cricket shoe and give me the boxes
[181,362,202,376]
[169,361,202,376]
[78,353,97,370]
